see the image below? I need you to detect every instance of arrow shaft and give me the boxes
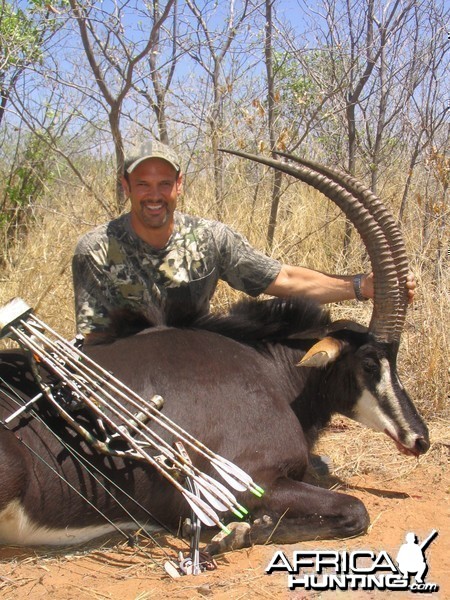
[23,323,247,511]
[25,316,261,494]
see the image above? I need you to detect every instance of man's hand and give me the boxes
[405,272,416,304]
[362,272,416,304]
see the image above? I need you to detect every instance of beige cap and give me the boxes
[125,140,181,174]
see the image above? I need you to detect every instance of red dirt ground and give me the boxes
[0,422,448,599]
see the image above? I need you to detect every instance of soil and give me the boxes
[0,421,448,600]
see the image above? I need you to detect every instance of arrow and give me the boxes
[13,314,265,528]
[29,314,265,497]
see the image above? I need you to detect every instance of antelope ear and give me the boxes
[297,337,346,368]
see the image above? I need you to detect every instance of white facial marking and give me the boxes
[0,500,158,546]
[353,358,417,449]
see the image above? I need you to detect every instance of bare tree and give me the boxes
[264,0,282,251]
[183,0,250,218]
[398,0,449,224]
[293,0,418,255]
[132,0,179,144]
[68,0,175,209]
[340,0,416,251]
[0,0,61,128]
[9,85,113,214]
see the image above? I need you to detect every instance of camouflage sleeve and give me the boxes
[211,223,281,296]
[72,252,115,335]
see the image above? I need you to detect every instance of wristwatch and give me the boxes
[353,274,368,302]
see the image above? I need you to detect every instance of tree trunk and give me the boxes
[265,0,282,252]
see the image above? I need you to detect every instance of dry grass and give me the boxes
[313,416,449,483]
[0,184,111,339]
[1,183,448,593]
[0,165,448,420]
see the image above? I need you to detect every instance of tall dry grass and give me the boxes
[0,163,448,421]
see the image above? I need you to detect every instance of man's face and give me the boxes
[123,158,183,233]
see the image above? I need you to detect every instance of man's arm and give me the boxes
[72,252,115,336]
[265,265,416,304]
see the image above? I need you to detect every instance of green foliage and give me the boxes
[0,131,56,255]
[270,50,346,159]
[0,1,45,71]
[10,132,54,197]
[273,51,317,113]
[0,0,62,128]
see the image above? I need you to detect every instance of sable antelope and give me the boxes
[0,153,429,553]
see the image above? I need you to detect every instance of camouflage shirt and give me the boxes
[72,211,281,334]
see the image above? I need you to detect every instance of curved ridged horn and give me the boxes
[220,148,408,345]
[274,151,409,342]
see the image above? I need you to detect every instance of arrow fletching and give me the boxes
[182,489,230,533]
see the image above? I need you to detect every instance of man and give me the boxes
[73,141,415,342]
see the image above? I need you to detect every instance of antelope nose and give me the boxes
[414,436,430,455]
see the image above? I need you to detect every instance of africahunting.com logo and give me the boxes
[266,530,439,593]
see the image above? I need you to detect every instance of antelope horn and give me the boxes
[220,148,408,345]
[274,151,409,342]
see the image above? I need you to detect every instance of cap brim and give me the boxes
[126,154,180,174]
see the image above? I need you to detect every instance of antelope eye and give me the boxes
[361,357,380,377]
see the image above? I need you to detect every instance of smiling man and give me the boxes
[123,153,182,244]
[72,140,414,342]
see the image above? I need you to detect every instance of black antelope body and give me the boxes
[0,152,429,553]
